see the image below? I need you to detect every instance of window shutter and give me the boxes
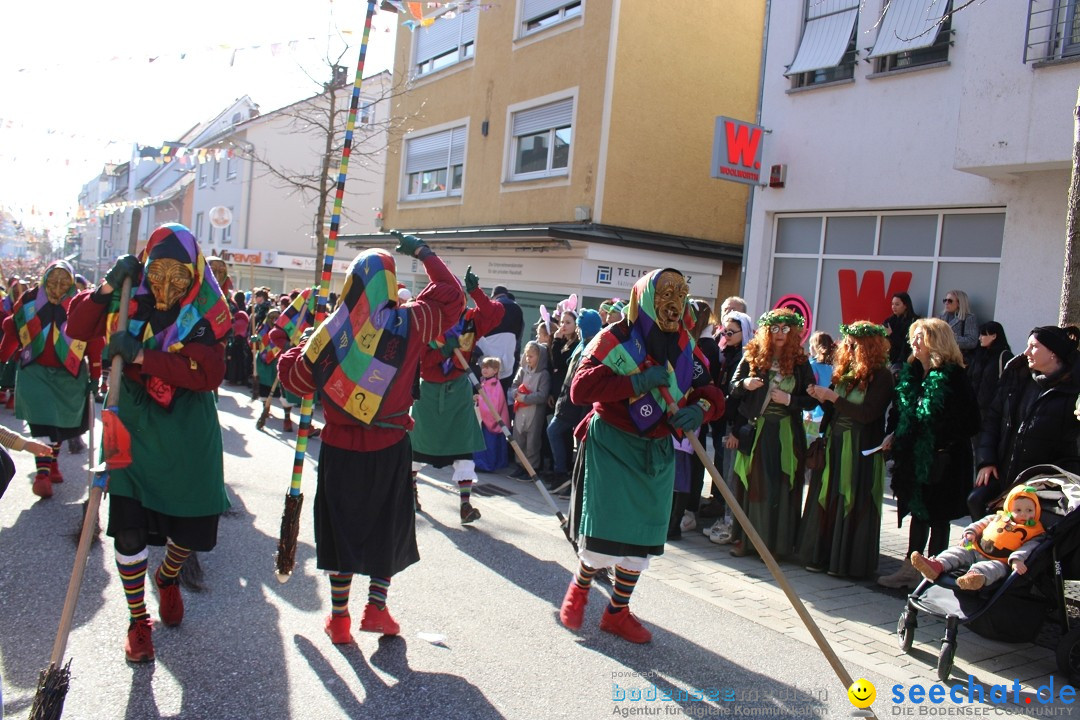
[522,0,573,22]
[415,14,465,64]
[405,129,452,173]
[512,98,573,137]
[785,0,859,76]
[868,0,949,58]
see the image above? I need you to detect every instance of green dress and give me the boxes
[733,371,803,558]
[798,384,886,578]
[107,375,228,517]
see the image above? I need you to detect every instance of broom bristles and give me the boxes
[68,499,101,546]
[179,552,206,592]
[275,492,304,577]
[29,660,71,720]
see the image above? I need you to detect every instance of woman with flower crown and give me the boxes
[801,322,894,578]
[728,308,816,559]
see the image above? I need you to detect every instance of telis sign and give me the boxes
[711,116,765,186]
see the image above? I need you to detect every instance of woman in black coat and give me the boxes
[971,326,1080,518]
[967,321,1012,419]
[877,318,980,589]
[883,292,919,374]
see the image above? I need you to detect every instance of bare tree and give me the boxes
[1062,85,1080,327]
[231,47,421,288]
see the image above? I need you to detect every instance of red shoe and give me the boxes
[125,618,155,663]
[49,461,64,484]
[32,471,53,498]
[283,417,295,433]
[5,394,13,410]
[359,603,400,636]
[155,568,184,627]
[459,502,481,524]
[599,607,652,644]
[559,580,589,630]
[324,613,354,644]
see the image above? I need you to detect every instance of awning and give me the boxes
[868,0,949,58]
[785,0,860,76]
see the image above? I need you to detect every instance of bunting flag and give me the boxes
[388,0,497,29]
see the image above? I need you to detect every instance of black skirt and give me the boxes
[314,436,419,577]
[107,494,221,552]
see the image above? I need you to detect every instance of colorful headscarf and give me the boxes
[276,287,317,341]
[110,224,231,353]
[255,311,282,365]
[584,268,697,433]
[13,260,86,375]
[304,249,411,426]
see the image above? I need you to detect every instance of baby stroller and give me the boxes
[896,465,1080,682]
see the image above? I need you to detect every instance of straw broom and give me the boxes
[30,207,141,720]
[275,0,378,581]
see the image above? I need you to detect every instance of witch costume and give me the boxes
[409,273,504,523]
[278,239,462,643]
[0,260,91,498]
[67,223,232,663]
[558,268,723,644]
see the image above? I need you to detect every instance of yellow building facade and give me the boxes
[364,0,765,320]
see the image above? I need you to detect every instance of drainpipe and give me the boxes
[740,0,770,298]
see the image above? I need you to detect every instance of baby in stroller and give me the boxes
[910,485,1045,591]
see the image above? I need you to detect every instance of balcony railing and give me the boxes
[1024,0,1080,63]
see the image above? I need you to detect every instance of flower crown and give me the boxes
[839,322,888,338]
[758,309,804,328]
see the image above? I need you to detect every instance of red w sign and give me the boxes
[711,116,764,186]
[837,270,912,324]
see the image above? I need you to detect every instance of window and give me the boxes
[521,0,582,36]
[786,0,859,88]
[403,126,467,199]
[222,208,233,244]
[195,212,204,239]
[509,97,573,180]
[414,11,477,76]
[208,225,215,244]
[869,0,952,73]
[359,100,375,125]
[1024,0,1080,63]
[212,158,221,184]
[226,153,236,179]
[198,162,207,188]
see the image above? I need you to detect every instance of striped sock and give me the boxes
[606,565,641,614]
[116,550,150,622]
[34,453,51,476]
[329,573,353,616]
[368,576,391,610]
[574,562,598,591]
[458,480,473,505]
[49,442,61,472]
[157,542,192,584]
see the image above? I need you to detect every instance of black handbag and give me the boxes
[737,423,755,455]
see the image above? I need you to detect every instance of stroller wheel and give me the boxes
[936,640,956,682]
[896,608,916,653]
[1055,625,1080,685]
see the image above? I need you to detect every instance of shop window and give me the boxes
[879,215,937,256]
[824,216,875,255]
[776,217,822,254]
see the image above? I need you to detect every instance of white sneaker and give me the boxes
[703,519,723,537]
[709,523,734,545]
[679,511,696,533]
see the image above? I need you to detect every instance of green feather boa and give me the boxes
[894,362,955,521]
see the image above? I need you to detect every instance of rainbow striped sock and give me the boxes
[606,565,641,614]
[34,453,50,476]
[157,542,191,584]
[458,480,473,505]
[116,550,150,622]
[329,573,353,616]
[575,562,598,590]
[368,576,391,610]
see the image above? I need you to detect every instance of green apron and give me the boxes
[107,375,229,517]
[15,362,89,427]
[410,374,484,455]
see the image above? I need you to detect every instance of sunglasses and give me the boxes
[942,298,956,304]
[768,325,792,335]
[719,329,741,337]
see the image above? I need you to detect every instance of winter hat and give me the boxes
[1030,326,1078,363]
[492,285,509,297]
[577,309,602,341]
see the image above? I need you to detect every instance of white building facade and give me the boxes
[743,0,1079,343]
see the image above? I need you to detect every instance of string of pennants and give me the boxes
[137,144,238,166]
[384,1,498,29]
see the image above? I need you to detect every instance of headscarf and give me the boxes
[12,260,86,375]
[583,268,697,433]
[276,287,316,342]
[304,249,411,426]
[109,224,230,408]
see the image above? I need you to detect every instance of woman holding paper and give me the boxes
[801,322,893,578]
